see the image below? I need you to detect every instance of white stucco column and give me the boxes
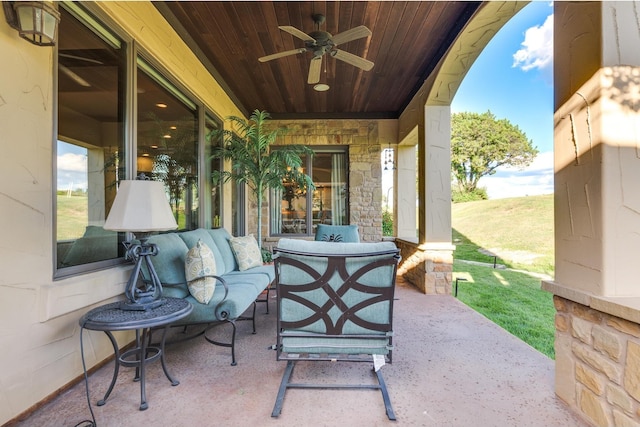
[395,105,454,294]
[543,3,640,424]
[546,0,640,300]
[396,129,417,241]
[420,105,452,244]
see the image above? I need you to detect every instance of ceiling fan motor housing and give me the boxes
[306,31,334,52]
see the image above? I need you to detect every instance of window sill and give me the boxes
[38,266,130,322]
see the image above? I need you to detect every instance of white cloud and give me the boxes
[58,152,87,172]
[57,153,87,190]
[482,151,554,199]
[513,14,553,72]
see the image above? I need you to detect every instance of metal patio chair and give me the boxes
[271,238,401,420]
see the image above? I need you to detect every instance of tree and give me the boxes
[451,110,538,195]
[210,110,313,248]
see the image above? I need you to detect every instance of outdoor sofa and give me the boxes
[144,228,274,366]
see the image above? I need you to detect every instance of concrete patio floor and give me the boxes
[11,278,590,427]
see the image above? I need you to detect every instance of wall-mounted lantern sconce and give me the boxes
[3,1,60,46]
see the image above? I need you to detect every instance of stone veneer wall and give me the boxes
[394,239,453,294]
[257,119,383,247]
[554,296,640,426]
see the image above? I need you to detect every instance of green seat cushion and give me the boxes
[206,228,238,274]
[281,333,391,355]
[173,282,259,324]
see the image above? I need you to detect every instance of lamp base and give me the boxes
[121,238,166,311]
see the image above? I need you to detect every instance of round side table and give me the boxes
[79,297,192,411]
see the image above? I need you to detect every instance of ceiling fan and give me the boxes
[258,14,374,85]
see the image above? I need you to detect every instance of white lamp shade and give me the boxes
[103,180,178,232]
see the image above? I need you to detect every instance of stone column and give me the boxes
[396,106,454,294]
[543,2,640,425]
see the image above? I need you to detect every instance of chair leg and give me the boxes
[375,368,396,421]
[271,360,295,417]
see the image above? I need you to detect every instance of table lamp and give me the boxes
[103,177,178,310]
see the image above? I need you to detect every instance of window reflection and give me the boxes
[56,6,125,270]
[271,149,348,236]
[205,114,222,228]
[136,60,199,230]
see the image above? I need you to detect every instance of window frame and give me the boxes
[54,2,130,279]
[269,146,349,237]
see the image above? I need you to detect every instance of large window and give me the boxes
[55,3,220,276]
[56,4,126,272]
[270,148,348,236]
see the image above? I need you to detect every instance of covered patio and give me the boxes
[2,1,640,426]
[12,278,587,427]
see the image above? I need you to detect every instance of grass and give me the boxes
[57,194,88,240]
[453,261,555,358]
[452,194,555,358]
[452,194,554,276]
[57,193,187,241]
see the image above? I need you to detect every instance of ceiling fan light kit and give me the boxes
[259,13,373,86]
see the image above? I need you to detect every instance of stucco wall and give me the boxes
[0,2,242,424]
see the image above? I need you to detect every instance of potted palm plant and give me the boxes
[210,110,313,249]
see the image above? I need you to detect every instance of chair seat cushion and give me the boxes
[281,332,391,355]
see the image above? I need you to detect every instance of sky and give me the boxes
[451,1,554,199]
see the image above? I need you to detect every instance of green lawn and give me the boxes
[452,194,555,359]
[453,261,555,358]
[57,194,88,240]
[452,194,554,276]
[57,193,187,240]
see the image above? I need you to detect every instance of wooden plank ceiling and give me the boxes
[156,1,481,119]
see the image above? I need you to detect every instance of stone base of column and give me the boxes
[550,293,640,427]
[395,239,454,294]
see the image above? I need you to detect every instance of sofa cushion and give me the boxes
[229,234,263,271]
[224,264,275,284]
[173,282,261,325]
[146,233,190,286]
[207,228,238,274]
[221,270,272,294]
[185,240,217,304]
[315,224,360,243]
[179,229,227,273]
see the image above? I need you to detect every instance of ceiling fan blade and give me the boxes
[278,26,315,43]
[331,49,374,71]
[331,25,372,46]
[307,57,322,84]
[259,48,307,62]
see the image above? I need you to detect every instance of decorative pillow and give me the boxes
[185,239,216,304]
[229,234,263,271]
